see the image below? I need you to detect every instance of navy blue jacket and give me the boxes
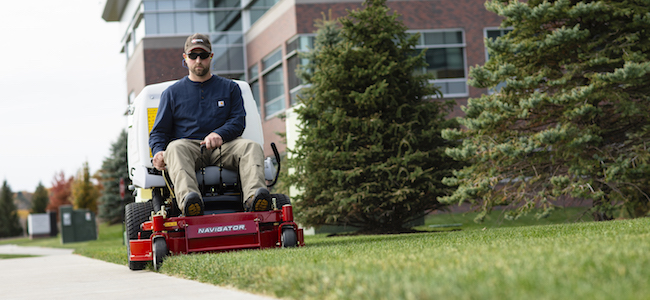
[149,75,246,156]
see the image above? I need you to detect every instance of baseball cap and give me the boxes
[184,33,212,53]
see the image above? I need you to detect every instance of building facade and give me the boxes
[102,0,503,157]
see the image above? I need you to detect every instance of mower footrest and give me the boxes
[129,239,153,262]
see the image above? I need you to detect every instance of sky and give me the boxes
[0,0,127,192]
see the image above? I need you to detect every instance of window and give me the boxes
[211,33,244,74]
[410,29,468,98]
[248,64,261,113]
[251,81,261,111]
[264,67,284,117]
[143,3,242,35]
[125,33,135,60]
[262,49,285,118]
[484,28,513,94]
[285,35,314,106]
[246,0,279,26]
[139,0,245,75]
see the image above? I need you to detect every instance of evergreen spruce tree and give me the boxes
[0,180,22,237]
[99,130,134,224]
[31,182,49,214]
[288,0,458,233]
[442,0,650,221]
[71,161,100,214]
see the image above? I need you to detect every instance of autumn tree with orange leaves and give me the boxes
[47,171,73,217]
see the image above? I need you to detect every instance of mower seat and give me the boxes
[196,166,238,186]
[196,166,243,214]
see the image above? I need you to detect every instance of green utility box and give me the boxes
[60,205,98,244]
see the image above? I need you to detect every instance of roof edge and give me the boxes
[102,0,129,22]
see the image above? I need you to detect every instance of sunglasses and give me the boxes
[186,52,211,60]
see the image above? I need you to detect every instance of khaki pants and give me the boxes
[163,138,266,210]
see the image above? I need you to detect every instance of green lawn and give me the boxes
[0,223,127,265]
[0,254,38,259]
[2,209,648,300]
[420,206,594,231]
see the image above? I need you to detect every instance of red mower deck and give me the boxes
[129,205,304,269]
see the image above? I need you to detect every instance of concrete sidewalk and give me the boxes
[0,245,278,300]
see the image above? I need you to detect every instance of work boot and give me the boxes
[183,192,204,216]
[245,188,271,212]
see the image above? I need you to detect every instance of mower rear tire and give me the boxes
[271,193,291,209]
[125,201,153,270]
[281,227,298,248]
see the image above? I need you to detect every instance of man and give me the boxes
[149,33,270,216]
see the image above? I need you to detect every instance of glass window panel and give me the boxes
[426,48,445,75]
[143,0,157,10]
[135,17,146,43]
[229,15,242,31]
[272,85,284,96]
[425,47,465,79]
[424,31,463,45]
[264,67,284,100]
[444,31,462,44]
[249,64,258,79]
[251,0,265,7]
[212,47,229,70]
[290,88,302,107]
[301,36,314,51]
[194,0,210,8]
[212,33,230,45]
[487,29,513,40]
[447,81,467,94]
[265,98,285,116]
[126,35,134,59]
[212,11,229,31]
[486,30,501,40]
[446,48,463,69]
[267,67,282,81]
[262,50,282,70]
[287,55,300,90]
[193,11,209,32]
[144,13,158,34]
[175,0,192,9]
[212,0,240,7]
[250,10,265,25]
[424,32,444,45]
[229,32,243,44]
[175,12,192,33]
[212,46,244,71]
[251,80,261,111]
[158,13,175,34]
[229,46,244,70]
[435,83,447,94]
[211,11,241,31]
[158,0,174,10]
[286,37,299,54]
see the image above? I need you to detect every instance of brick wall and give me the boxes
[144,48,188,85]
[294,0,503,117]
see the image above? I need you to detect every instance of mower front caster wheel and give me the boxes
[153,237,168,271]
[281,227,298,248]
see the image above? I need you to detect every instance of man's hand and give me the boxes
[202,132,223,150]
[153,151,166,170]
